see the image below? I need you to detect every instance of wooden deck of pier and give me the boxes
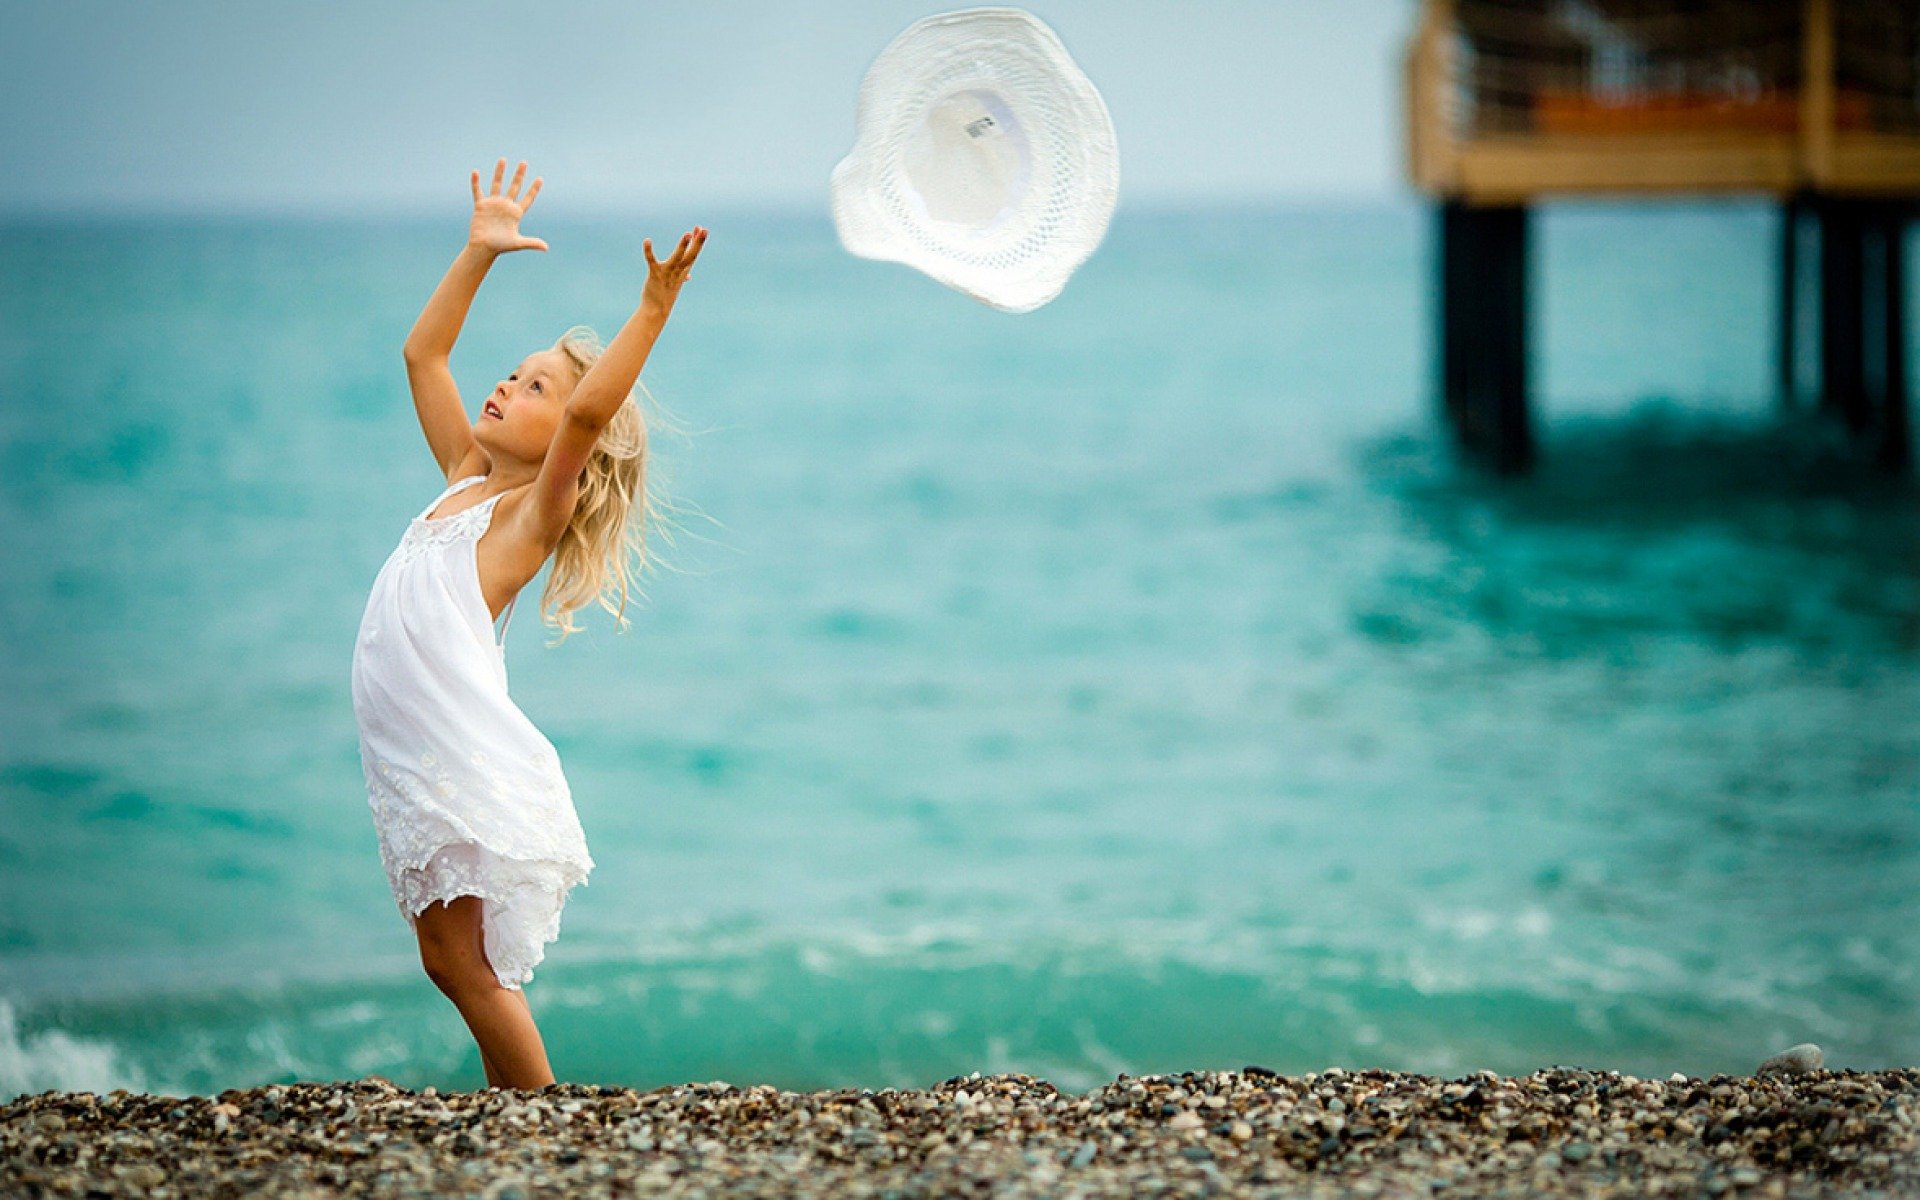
[1405,0,1920,473]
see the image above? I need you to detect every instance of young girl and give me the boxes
[350,157,706,1090]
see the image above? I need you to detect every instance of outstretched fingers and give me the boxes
[471,169,482,204]
[663,227,707,272]
[520,176,542,214]
[643,227,708,282]
[491,157,506,196]
[681,226,709,269]
[506,160,527,201]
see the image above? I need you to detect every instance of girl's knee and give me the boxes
[419,939,498,995]
[414,898,493,993]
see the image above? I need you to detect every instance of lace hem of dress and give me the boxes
[367,749,591,875]
[365,752,595,991]
[397,838,592,990]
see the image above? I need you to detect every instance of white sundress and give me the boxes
[350,473,595,990]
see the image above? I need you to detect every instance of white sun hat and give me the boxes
[830,6,1119,314]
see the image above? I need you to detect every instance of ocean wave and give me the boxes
[0,997,148,1102]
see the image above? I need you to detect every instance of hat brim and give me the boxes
[831,7,1119,313]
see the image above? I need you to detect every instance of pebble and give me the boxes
[1,1064,1913,1198]
[1757,1043,1824,1076]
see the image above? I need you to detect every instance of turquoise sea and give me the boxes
[2,203,1916,1100]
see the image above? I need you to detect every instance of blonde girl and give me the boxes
[350,157,706,1090]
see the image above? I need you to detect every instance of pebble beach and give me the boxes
[5,1060,1916,1199]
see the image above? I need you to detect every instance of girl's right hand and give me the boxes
[468,158,548,254]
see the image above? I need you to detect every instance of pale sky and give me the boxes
[1,1,1417,217]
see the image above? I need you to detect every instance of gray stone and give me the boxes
[1756,1043,1823,1076]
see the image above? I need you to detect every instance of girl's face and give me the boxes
[474,348,579,461]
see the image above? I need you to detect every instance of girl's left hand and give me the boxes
[642,226,709,304]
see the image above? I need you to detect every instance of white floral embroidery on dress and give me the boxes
[391,493,509,568]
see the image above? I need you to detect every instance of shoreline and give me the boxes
[4,1065,1916,1198]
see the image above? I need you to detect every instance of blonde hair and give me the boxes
[536,324,693,646]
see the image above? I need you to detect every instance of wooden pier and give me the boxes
[1405,0,1920,474]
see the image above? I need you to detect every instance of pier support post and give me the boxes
[1812,197,1912,472]
[1778,194,1807,409]
[1866,203,1910,472]
[1438,200,1533,474]
[1817,197,1869,434]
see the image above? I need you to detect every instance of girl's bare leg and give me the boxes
[458,919,537,1088]
[479,995,537,1086]
[490,990,539,1087]
[414,896,556,1090]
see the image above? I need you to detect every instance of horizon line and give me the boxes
[0,190,1429,224]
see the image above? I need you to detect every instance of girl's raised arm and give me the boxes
[402,158,548,479]
[525,225,708,534]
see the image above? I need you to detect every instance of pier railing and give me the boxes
[1406,0,1920,202]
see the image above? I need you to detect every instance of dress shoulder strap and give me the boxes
[496,593,519,643]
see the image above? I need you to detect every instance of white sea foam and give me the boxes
[0,997,147,1102]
